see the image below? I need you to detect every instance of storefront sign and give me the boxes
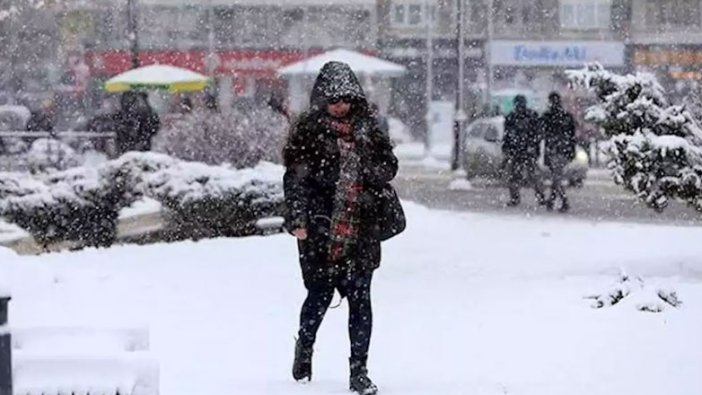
[633,48,702,66]
[85,50,316,77]
[490,41,625,67]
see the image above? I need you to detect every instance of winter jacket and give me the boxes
[540,106,577,166]
[283,62,399,280]
[502,106,541,162]
[26,111,54,133]
[114,93,161,154]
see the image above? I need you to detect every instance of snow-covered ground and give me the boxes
[1,202,701,395]
[119,198,163,220]
[0,218,28,243]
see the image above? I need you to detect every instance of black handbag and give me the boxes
[375,183,406,241]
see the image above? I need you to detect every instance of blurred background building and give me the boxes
[4,0,702,138]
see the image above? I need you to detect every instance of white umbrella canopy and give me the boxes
[105,64,210,93]
[278,49,406,77]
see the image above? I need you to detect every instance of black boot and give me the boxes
[349,358,378,395]
[545,199,554,211]
[559,199,570,213]
[292,338,313,382]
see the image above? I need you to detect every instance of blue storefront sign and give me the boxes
[490,41,625,67]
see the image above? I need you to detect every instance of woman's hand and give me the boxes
[292,228,308,240]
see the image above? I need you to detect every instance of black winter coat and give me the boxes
[283,62,399,285]
[503,106,541,161]
[114,108,160,154]
[26,111,54,133]
[540,106,576,166]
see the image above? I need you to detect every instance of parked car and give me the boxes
[462,116,589,187]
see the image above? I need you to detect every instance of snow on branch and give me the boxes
[567,63,702,212]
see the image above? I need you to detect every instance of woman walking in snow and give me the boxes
[283,61,404,395]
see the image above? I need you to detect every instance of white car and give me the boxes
[462,116,589,187]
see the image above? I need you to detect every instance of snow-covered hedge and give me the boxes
[0,166,132,248]
[26,138,81,174]
[154,105,287,168]
[568,64,702,212]
[143,161,284,240]
[0,152,285,249]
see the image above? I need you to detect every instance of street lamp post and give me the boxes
[451,0,467,171]
[127,0,139,69]
[424,0,434,154]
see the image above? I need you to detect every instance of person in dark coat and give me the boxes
[283,61,399,395]
[540,92,577,212]
[502,95,545,206]
[114,92,160,154]
[26,100,56,133]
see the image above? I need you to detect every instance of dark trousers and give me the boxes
[547,157,568,205]
[507,157,545,204]
[298,269,373,363]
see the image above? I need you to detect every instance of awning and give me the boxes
[277,49,406,77]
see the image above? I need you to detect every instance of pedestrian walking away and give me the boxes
[540,92,577,212]
[502,95,545,207]
[283,61,405,395]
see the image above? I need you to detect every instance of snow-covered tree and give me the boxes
[154,105,287,168]
[568,64,702,212]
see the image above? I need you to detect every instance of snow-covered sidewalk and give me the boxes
[1,203,701,395]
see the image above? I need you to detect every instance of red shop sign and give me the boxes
[86,49,318,77]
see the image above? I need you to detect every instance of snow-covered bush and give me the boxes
[103,151,180,200]
[154,105,287,168]
[142,160,284,239]
[585,272,683,313]
[0,151,285,249]
[0,166,133,248]
[568,64,702,212]
[26,138,81,173]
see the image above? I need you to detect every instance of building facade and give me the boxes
[378,0,631,136]
[629,0,702,98]
[54,0,379,110]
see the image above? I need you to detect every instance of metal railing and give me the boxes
[0,131,116,139]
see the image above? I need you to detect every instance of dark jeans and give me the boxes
[298,269,373,363]
[507,157,545,204]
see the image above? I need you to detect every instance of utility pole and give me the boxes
[424,0,433,154]
[206,0,216,77]
[484,0,494,107]
[127,0,139,69]
[451,0,467,171]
